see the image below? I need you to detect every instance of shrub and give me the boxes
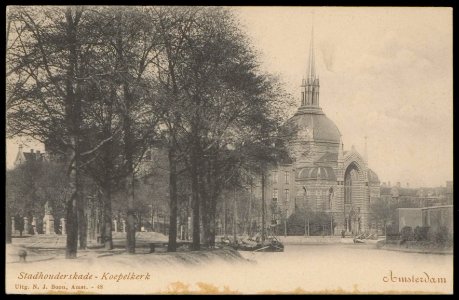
[434,226,450,245]
[385,224,400,241]
[400,226,414,241]
[414,226,430,241]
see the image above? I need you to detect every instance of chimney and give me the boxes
[36,150,40,154]
[30,149,34,153]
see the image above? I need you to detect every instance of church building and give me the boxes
[264,30,381,236]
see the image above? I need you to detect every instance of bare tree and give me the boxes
[7,7,90,257]
[149,7,294,249]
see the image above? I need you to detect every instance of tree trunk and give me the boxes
[167,147,178,252]
[209,202,216,248]
[99,206,105,242]
[97,202,102,240]
[64,8,84,259]
[113,11,136,254]
[261,169,266,243]
[66,139,80,259]
[202,201,212,248]
[78,196,87,249]
[102,184,113,250]
[200,196,208,247]
[6,209,12,244]
[233,187,237,242]
[208,162,218,248]
[199,162,212,248]
[122,86,136,254]
[224,194,228,238]
[206,181,217,248]
[191,157,200,251]
[138,214,142,232]
[126,174,136,254]
[247,183,253,237]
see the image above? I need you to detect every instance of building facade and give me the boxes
[380,181,453,208]
[13,145,48,168]
[263,31,380,235]
[396,205,453,235]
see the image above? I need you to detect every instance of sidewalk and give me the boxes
[276,236,361,245]
[377,241,453,255]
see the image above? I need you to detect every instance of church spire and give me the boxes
[300,22,320,109]
[307,25,316,80]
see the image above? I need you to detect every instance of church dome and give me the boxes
[297,166,337,181]
[286,109,341,144]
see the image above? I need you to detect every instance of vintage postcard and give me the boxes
[5,6,453,294]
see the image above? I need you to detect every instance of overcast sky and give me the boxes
[234,7,453,188]
[6,7,453,188]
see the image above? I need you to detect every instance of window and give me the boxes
[273,189,278,201]
[284,189,289,202]
[284,171,289,184]
[272,171,278,184]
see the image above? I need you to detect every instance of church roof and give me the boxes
[296,166,337,181]
[23,152,45,162]
[316,152,338,164]
[286,112,341,143]
[14,148,46,167]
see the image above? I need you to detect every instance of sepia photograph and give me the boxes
[5,6,453,294]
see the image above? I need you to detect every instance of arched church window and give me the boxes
[328,187,334,209]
